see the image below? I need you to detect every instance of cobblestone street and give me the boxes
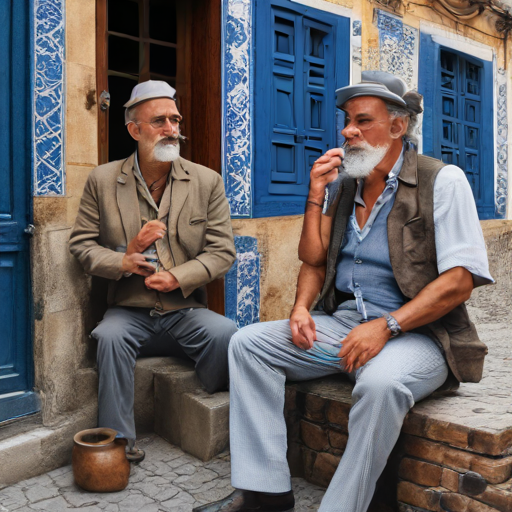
[0,435,325,512]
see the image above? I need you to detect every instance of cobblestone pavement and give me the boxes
[0,435,325,512]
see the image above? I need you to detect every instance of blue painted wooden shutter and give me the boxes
[254,0,349,217]
[419,34,495,219]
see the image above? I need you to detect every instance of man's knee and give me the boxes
[353,370,414,409]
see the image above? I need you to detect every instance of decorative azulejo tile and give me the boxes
[225,236,260,328]
[33,0,66,196]
[495,67,508,218]
[376,9,418,89]
[222,0,253,218]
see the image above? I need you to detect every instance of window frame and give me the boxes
[252,0,350,218]
[419,33,495,219]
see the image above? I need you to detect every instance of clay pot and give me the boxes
[72,428,130,492]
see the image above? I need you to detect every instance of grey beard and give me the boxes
[153,140,180,162]
[343,143,389,179]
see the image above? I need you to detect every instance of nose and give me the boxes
[341,122,361,140]
[162,118,179,136]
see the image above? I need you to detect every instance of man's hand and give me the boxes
[127,220,167,255]
[290,306,316,350]
[144,271,180,293]
[338,318,391,372]
[121,252,156,277]
[309,148,344,200]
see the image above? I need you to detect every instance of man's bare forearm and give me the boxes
[292,263,326,312]
[392,267,474,332]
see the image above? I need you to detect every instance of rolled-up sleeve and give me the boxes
[434,165,494,287]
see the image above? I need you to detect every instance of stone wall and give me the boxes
[32,0,99,430]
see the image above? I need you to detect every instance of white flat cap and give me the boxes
[336,71,407,109]
[124,80,176,109]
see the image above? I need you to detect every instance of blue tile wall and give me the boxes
[225,236,260,328]
[496,68,508,218]
[222,0,253,218]
[33,0,65,196]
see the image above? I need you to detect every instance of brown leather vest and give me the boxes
[319,145,487,385]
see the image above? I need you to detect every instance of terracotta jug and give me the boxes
[72,428,130,492]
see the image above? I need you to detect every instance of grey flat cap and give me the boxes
[336,70,407,109]
[124,80,176,123]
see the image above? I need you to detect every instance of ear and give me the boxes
[127,122,141,141]
[389,116,408,139]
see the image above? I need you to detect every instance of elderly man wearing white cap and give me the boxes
[69,80,237,462]
[195,71,492,512]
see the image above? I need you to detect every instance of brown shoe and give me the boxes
[125,446,145,463]
[192,490,295,512]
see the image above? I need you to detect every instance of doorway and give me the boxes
[96,0,225,312]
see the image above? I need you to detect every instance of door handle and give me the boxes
[24,224,35,236]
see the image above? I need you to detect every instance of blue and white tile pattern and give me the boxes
[222,0,253,217]
[33,0,66,196]
[496,68,508,218]
[376,10,418,89]
[225,236,261,328]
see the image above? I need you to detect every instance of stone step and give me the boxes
[134,356,229,462]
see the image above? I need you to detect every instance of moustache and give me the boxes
[157,134,187,145]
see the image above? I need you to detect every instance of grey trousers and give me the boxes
[91,306,238,441]
[228,309,448,512]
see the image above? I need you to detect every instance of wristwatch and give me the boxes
[383,314,402,338]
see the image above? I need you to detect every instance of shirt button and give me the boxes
[355,258,362,264]
[155,302,163,311]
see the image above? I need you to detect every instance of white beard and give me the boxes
[343,142,389,179]
[153,140,180,162]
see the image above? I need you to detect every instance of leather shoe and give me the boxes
[192,489,295,512]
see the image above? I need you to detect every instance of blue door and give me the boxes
[0,0,38,422]
[254,0,350,217]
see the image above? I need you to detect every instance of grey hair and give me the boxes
[384,90,423,141]
[124,105,139,125]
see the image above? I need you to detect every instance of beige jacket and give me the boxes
[69,153,236,307]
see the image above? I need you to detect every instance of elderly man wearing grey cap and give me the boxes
[195,71,492,512]
[69,80,237,462]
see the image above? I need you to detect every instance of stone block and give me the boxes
[328,429,348,452]
[326,401,350,431]
[0,429,51,487]
[179,391,230,461]
[304,394,327,423]
[66,0,96,68]
[441,468,460,492]
[310,452,340,488]
[66,62,98,167]
[134,357,193,435]
[440,491,497,512]
[478,478,512,511]
[300,421,329,452]
[397,481,441,511]
[469,429,512,457]
[403,435,512,484]
[399,458,443,487]
[154,368,202,446]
